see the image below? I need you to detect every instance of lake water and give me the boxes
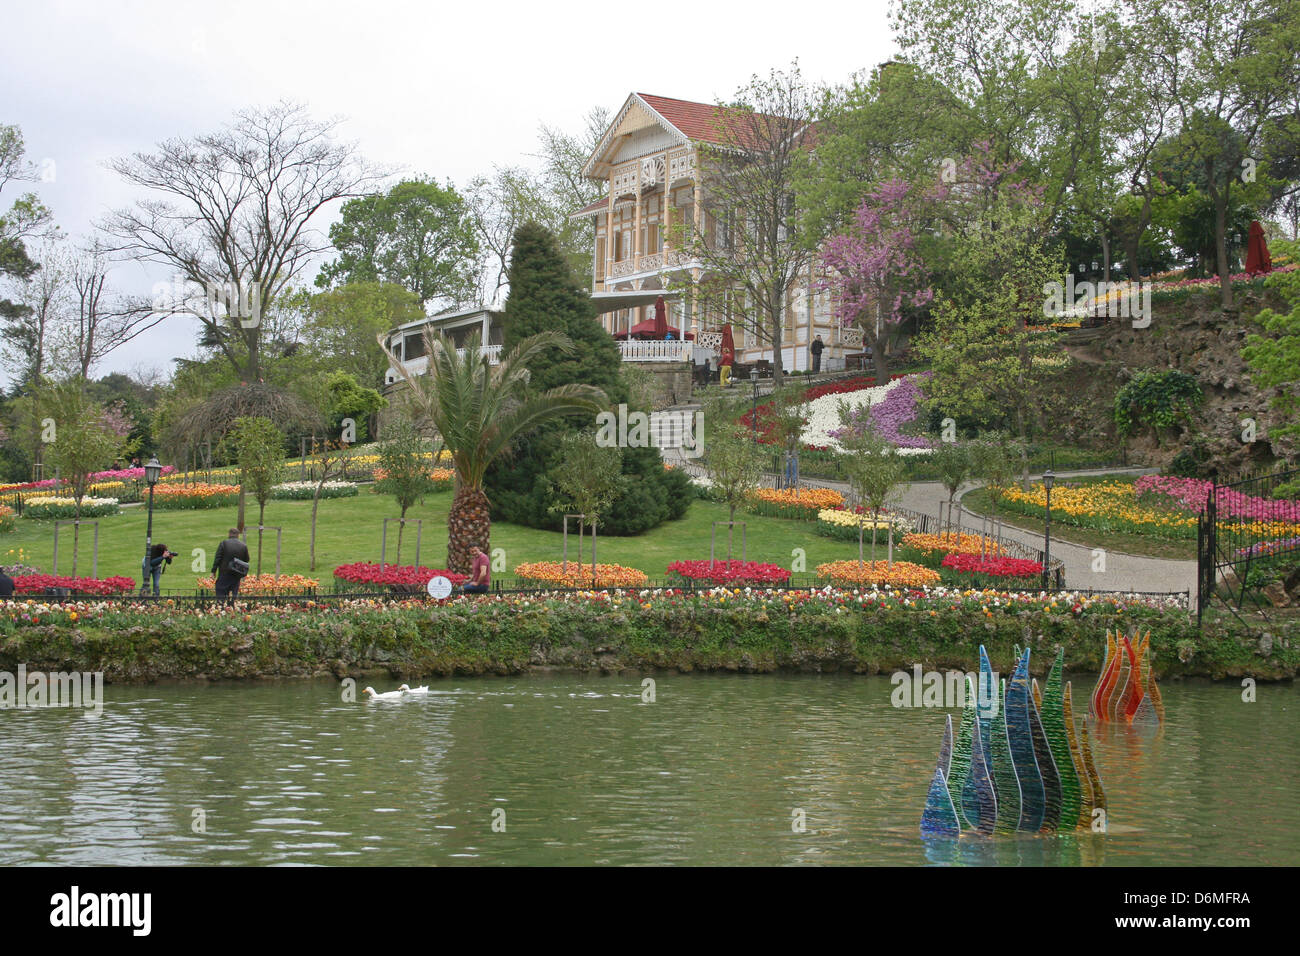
[1,673,1296,865]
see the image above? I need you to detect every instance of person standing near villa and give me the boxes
[811,335,824,373]
[464,545,490,595]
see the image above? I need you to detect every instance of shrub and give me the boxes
[0,505,14,534]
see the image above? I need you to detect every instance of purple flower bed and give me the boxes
[833,373,934,449]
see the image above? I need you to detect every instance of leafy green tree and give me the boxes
[913,184,1066,484]
[679,63,819,388]
[325,371,386,444]
[318,178,480,308]
[303,281,425,389]
[701,393,768,559]
[375,417,438,564]
[971,433,1021,516]
[486,223,693,535]
[1243,241,1300,454]
[932,440,972,502]
[1128,0,1300,309]
[380,329,607,574]
[223,416,286,573]
[836,411,908,565]
[548,432,626,576]
[43,382,127,575]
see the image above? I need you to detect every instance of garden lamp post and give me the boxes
[142,457,162,595]
[1042,467,1055,590]
[752,376,759,444]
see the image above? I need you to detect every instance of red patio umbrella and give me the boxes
[719,324,735,367]
[652,296,669,339]
[619,318,681,339]
[1245,220,1272,276]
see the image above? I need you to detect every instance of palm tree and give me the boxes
[379,328,606,575]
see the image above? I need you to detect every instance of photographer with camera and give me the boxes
[142,543,177,597]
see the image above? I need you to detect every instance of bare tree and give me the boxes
[675,64,820,388]
[53,239,168,380]
[101,102,386,380]
[4,238,68,386]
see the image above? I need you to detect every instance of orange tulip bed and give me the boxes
[513,561,649,589]
[747,486,845,519]
[815,559,942,588]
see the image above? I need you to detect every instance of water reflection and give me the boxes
[0,674,1295,865]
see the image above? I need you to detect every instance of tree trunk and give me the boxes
[1213,188,1234,311]
[257,502,266,575]
[310,492,321,572]
[870,524,878,565]
[396,509,407,565]
[237,486,247,532]
[72,511,81,578]
[770,298,784,389]
[447,484,490,575]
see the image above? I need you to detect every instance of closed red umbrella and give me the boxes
[652,296,669,339]
[719,324,735,367]
[1245,220,1272,276]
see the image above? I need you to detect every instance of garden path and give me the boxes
[661,434,1196,596]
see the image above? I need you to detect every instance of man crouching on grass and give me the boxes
[463,545,490,595]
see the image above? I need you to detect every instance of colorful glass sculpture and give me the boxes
[988,679,1022,834]
[961,712,997,834]
[1041,651,1082,828]
[1089,629,1162,726]
[920,645,1110,837]
[1006,650,1045,831]
[921,713,962,836]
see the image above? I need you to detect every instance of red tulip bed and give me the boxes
[666,559,792,586]
[13,574,138,596]
[940,553,1044,588]
[333,562,468,594]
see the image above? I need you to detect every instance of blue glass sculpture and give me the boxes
[1006,650,1045,832]
[920,713,962,836]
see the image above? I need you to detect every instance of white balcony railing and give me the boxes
[385,345,502,384]
[619,340,691,362]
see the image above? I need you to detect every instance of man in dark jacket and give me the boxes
[810,335,824,373]
[0,567,14,598]
[212,528,251,602]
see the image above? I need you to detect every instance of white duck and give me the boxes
[362,686,404,701]
[398,684,430,695]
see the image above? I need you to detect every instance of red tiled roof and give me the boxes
[637,93,814,150]
[571,195,610,218]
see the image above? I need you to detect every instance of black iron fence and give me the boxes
[1197,467,1300,623]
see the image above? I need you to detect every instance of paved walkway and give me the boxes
[663,440,1195,595]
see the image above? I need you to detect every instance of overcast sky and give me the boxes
[2,0,899,386]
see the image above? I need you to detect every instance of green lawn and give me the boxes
[2,488,874,587]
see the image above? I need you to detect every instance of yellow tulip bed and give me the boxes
[194,573,321,594]
[513,561,649,589]
[748,486,845,519]
[999,479,1199,539]
[815,559,941,588]
[815,508,911,541]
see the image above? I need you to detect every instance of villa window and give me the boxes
[403,333,426,360]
